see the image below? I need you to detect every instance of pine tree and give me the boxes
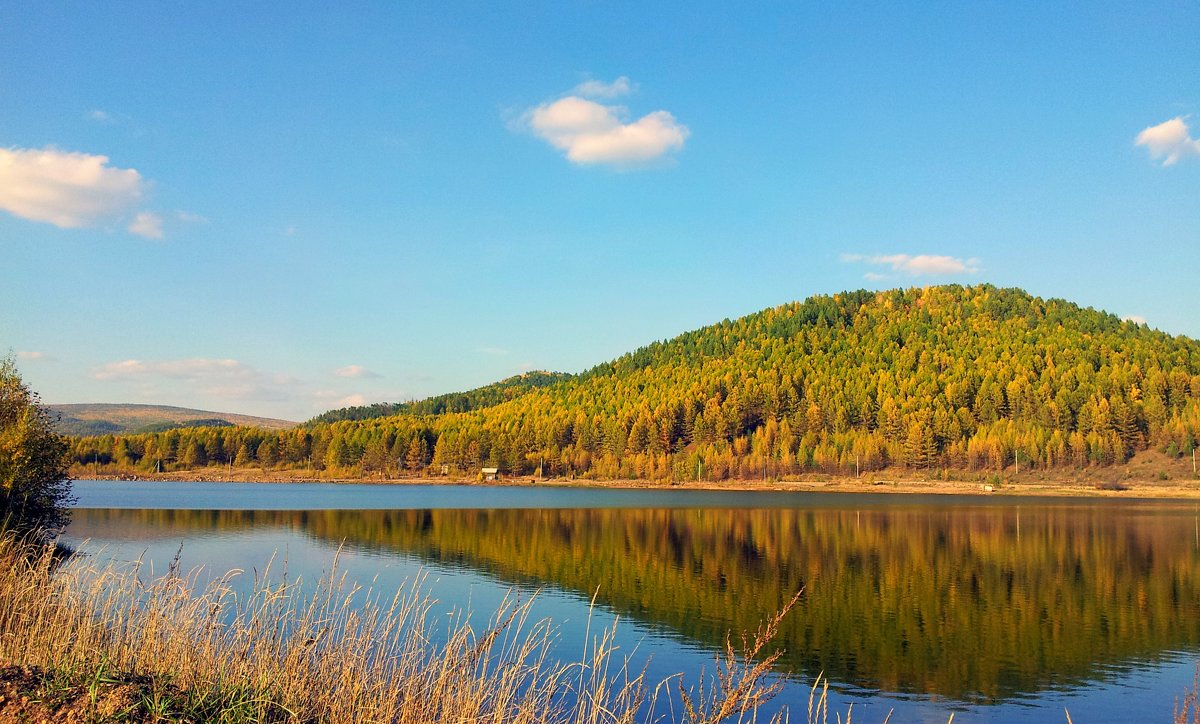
[234,442,255,467]
[904,421,936,469]
[181,440,207,468]
[258,438,280,468]
[405,435,429,473]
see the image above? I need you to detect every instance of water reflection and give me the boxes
[68,503,1200,704]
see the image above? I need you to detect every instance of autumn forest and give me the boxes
[68,285,1200,482]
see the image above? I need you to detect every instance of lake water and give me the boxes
[66,480,1200,722]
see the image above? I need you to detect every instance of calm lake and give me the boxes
[66,480,1200,722]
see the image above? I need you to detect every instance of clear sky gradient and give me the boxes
[2,2,1197,420]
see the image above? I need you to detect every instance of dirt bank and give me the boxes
[0,662,149,724]
[78,466,1200,499]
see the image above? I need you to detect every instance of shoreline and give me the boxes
[76,468,1200,500]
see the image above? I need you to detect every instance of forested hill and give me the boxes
[70,285,1200,480]
[308,370,572,424]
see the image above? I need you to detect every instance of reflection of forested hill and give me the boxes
[70,504,1200,702]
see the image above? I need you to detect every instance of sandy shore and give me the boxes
[78,467,1200,500]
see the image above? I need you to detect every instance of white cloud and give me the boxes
[842,253,982,277]
[572,76,635,99]
[90,358,397,418]
[878,254,981,275]
[123,210,205,240]
[334,365,381,379]
[863,272,888,281]
[1136,117,1200,166]
[522,85,689,167]
[313,389,383,410]
[0,146,145,228]
[128,211,164,239]
[16,351,46,360]
[92,358,296,402]
[1122,314,1148,325]
[176,210,209,224]
[479,346,510,356]
[86,109,136,127]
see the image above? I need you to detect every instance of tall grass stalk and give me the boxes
[0,533,792,723]
[1176,663,1200,724]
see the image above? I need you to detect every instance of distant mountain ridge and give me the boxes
[49,403,296,436]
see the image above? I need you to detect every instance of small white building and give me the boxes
[482,467,499,481]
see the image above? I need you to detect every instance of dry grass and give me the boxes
[1177,664,1200,724]
[0,533,796,723]
[675,592,801,724]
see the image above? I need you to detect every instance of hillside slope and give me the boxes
[69,285,1200,480]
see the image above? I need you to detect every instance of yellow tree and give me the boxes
[0,359,72,541]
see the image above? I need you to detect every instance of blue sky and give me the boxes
[2,2,1197,421]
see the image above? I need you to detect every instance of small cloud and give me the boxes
[842,252,982,277]
[572,76,635,99]
[0,146,146,228]
[518,81,688,168]
[1136,117,1200,166]
[176,210,209,224]
[284,225,297,237]
[86,109,135,126]
[879,254,981,275]
[333,365,381,379]
[16,351,47,360]
[128,211,164,239]
[479,347,510,356]
[336,394,366,407]
[863,272,888,281]
[1122,314,1148,325]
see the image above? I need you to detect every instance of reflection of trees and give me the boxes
[71,505,1200,702]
